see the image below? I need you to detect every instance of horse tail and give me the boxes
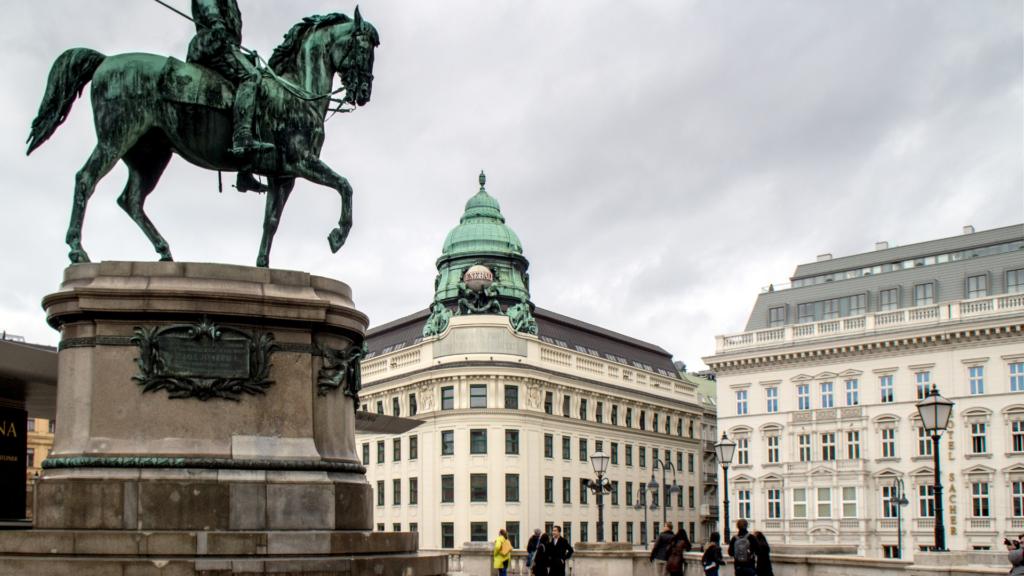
[26,48,106,155]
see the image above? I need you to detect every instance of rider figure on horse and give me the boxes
[188,0,272,191]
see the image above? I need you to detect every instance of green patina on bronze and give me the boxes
[506,296,539,335]
[131,316,279,401]
[315,339,367,407]
[42,456,365,474]
[422,300,453,338]
[26,4,379,268]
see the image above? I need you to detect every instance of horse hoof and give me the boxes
[68,250,91,264]
[159,255,174,262]
[256,256,269,268]
[328,228,346,253]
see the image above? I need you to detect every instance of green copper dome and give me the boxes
[441,172,523,257]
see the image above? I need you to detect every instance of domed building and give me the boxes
[356,174,715,553]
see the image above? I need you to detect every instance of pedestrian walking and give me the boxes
[527,528,542,569]
[494,528,512,576]
[548,525,574,576]
[665,525,692,576]
[701,532,725,576]
[532,533,551,576]
[753,531,773,576]
[727,520,761,576]
[650,522,675,576]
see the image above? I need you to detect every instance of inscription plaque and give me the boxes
[160,336,250,378]
[433,326,527,358]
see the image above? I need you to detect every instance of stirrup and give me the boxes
[230,140,275,157]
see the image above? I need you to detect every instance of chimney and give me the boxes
[875,241,889,251]
[816,253,832,262]
[963,225,974,235]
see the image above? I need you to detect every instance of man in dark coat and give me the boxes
[548,525,574,576]
[526,528,541,568]
[727,519,761,576]
[649,522,674,576]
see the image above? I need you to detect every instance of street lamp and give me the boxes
[888,478,910,558]
[587,450,612,542]
[714,433,737,542]
[634,484,658,549]
[652,458,681,530]
[916,384,954,552]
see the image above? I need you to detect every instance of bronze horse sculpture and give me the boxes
[26,9,379,268]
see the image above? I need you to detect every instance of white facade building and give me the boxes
[704,224,1024,557]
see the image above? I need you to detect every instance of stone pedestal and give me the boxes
[0,262,445,575]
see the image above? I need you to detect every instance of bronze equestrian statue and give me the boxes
[26,7,379,268]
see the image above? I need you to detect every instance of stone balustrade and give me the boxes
[715,294,1024,353]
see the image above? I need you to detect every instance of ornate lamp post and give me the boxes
[916,384,954,552]
[714,433,737,542]
[888,478,910,558]
[651,458,681,530]
[587,450,612,542]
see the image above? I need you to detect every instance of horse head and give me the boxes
[330,7,379,106]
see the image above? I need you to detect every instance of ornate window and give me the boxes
[970,366,985,395]
[1013,482,1024,517]
[797,385,810,411]
[441,387,454,410]
[798,434,811,462]
[820,382,834,408]
[845,380,859,406]
[470,429,487,454]
[821,433,836,461]
[881,429,896,458]
[736,391,748,415]
[738,489,751,519]
[916,372,930,400]
[793,488,807,518]
[1012,363,1024,392]
[737,439,749,465]
[971,423,987,454]
[880,376,894,403]
[881,485,898,518]
[846,431,860,459]
[1012,422,1024,453]
[767,489,782,519]
[767,436,780,463]
[766,388,779,413]
[842,487,857,517]
[817,487,832,518]
[918,485,934,517]
[972,483,990,517]
[918,427,932,456]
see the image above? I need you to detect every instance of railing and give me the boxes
[916,519,934,530]
[763,520,782,530]
[968,518,992,530]
[700,504,720,517]
[877,519,899,530]
[717,293,1024,353]
[389,349,420,369]
[541,346,572,367]
[704,473,718,485]
[1009,518,1024,531]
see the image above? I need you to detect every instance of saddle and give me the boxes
[157,57,234,110]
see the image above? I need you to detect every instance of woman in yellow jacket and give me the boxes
[493,528,512,576]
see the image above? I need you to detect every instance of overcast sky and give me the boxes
[1,1,1021,370]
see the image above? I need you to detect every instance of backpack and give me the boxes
[733,535,753,564]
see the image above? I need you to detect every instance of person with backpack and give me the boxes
[494,528,512,576]
[702,532,725,576]
[665,525,692,576]
[727,519,761,576]
[753,531,773,576]
[650,522,675,576]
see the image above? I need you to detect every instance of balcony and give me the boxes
[875,519,900,531]
[715,293,1024,353]
[699,504,719,517]
[966,518,994,532]
[704,472,718,485]
[1008,518,1024,532]
[702,440,716,453]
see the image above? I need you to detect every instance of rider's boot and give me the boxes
[235,172,269,193]
[231,81,275,157]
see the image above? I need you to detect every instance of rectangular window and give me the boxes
[917,372,931,400]
[842,487,857,517]
[377,441,385,464]
[1012,422,1024,453]
[1008,269,1024,293]
[562,395,571,417]
[822,433,836,461]
[441,523,454,548]
[48,420,56,434]
[738,490,751,519]
[545,476,554,503]
[967,275,987,299]
[845,379,859,406]
[611,443,619,465]
[579,439,588,461]
[611,405,618,425]
[847,431,860,459]
[970,366,985,395]
[1013,482,1024,517]
[441,430,454,455]
[766,388,778,413]
[393,479,401,505]
[768,489,781,519]
[919,485,935,517]
[441,387,454,410]
[640,411,646,430]
[596,401,603,423]
[505,429,519,454]
[850,294,866,316]
[767,436,780,463]
[880,376,894,403]
[410,523,418,533]
[471,522,488,542]
[626,482,634,506]
[506,522,520,549]
[688,486,695,508]
[972,483,990,517]
[376,481,384,506]
[971,423,987,454]
[793,488,807,518]
[409,393,417,416]
[882,486,898,518]
[820,382,834,408]
[562,436,571,460]
[797,303,814,324]
[639,446,646,468]
[737,439,749,465]
[918,427,933,456]
[688,453,695,472]
[470,474,488,502]
[409,478,418,505]
[470,429,487,454]
[799,434,811,462]
[409,436,418,460]
[392,397,400,416]
[915,283,934,306]
[564,523,572,544]
[544,434,553,458]
[505,385,518,409]
[625,445,633,466]
[677,451,683,471]
[441,475,454,503]
[544,392,553,414]
[362,443,369,465]
[376,401,384,414]
[563,477,571,504]
[611,522,619,542]
[880,288,898,311]
[26,448,34,468]
[393,438,401,462]
[798,385,810,410]
[506,474,519,502]
[596,440,603,455]
[580,399,588,420]
[881,429,896,458]
[736,390,748,415]
[817,487,832,518]
[611,481,619,506]
[580,522,589,543]
[627,522,634,544]
[822,298,839,320]
[580,479,589,505]
[626,408,632,427]
[470,384,487,408]
[1011,363,1024,392]
[769,307,785,328]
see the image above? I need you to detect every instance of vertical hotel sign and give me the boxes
[0,407,27,519]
